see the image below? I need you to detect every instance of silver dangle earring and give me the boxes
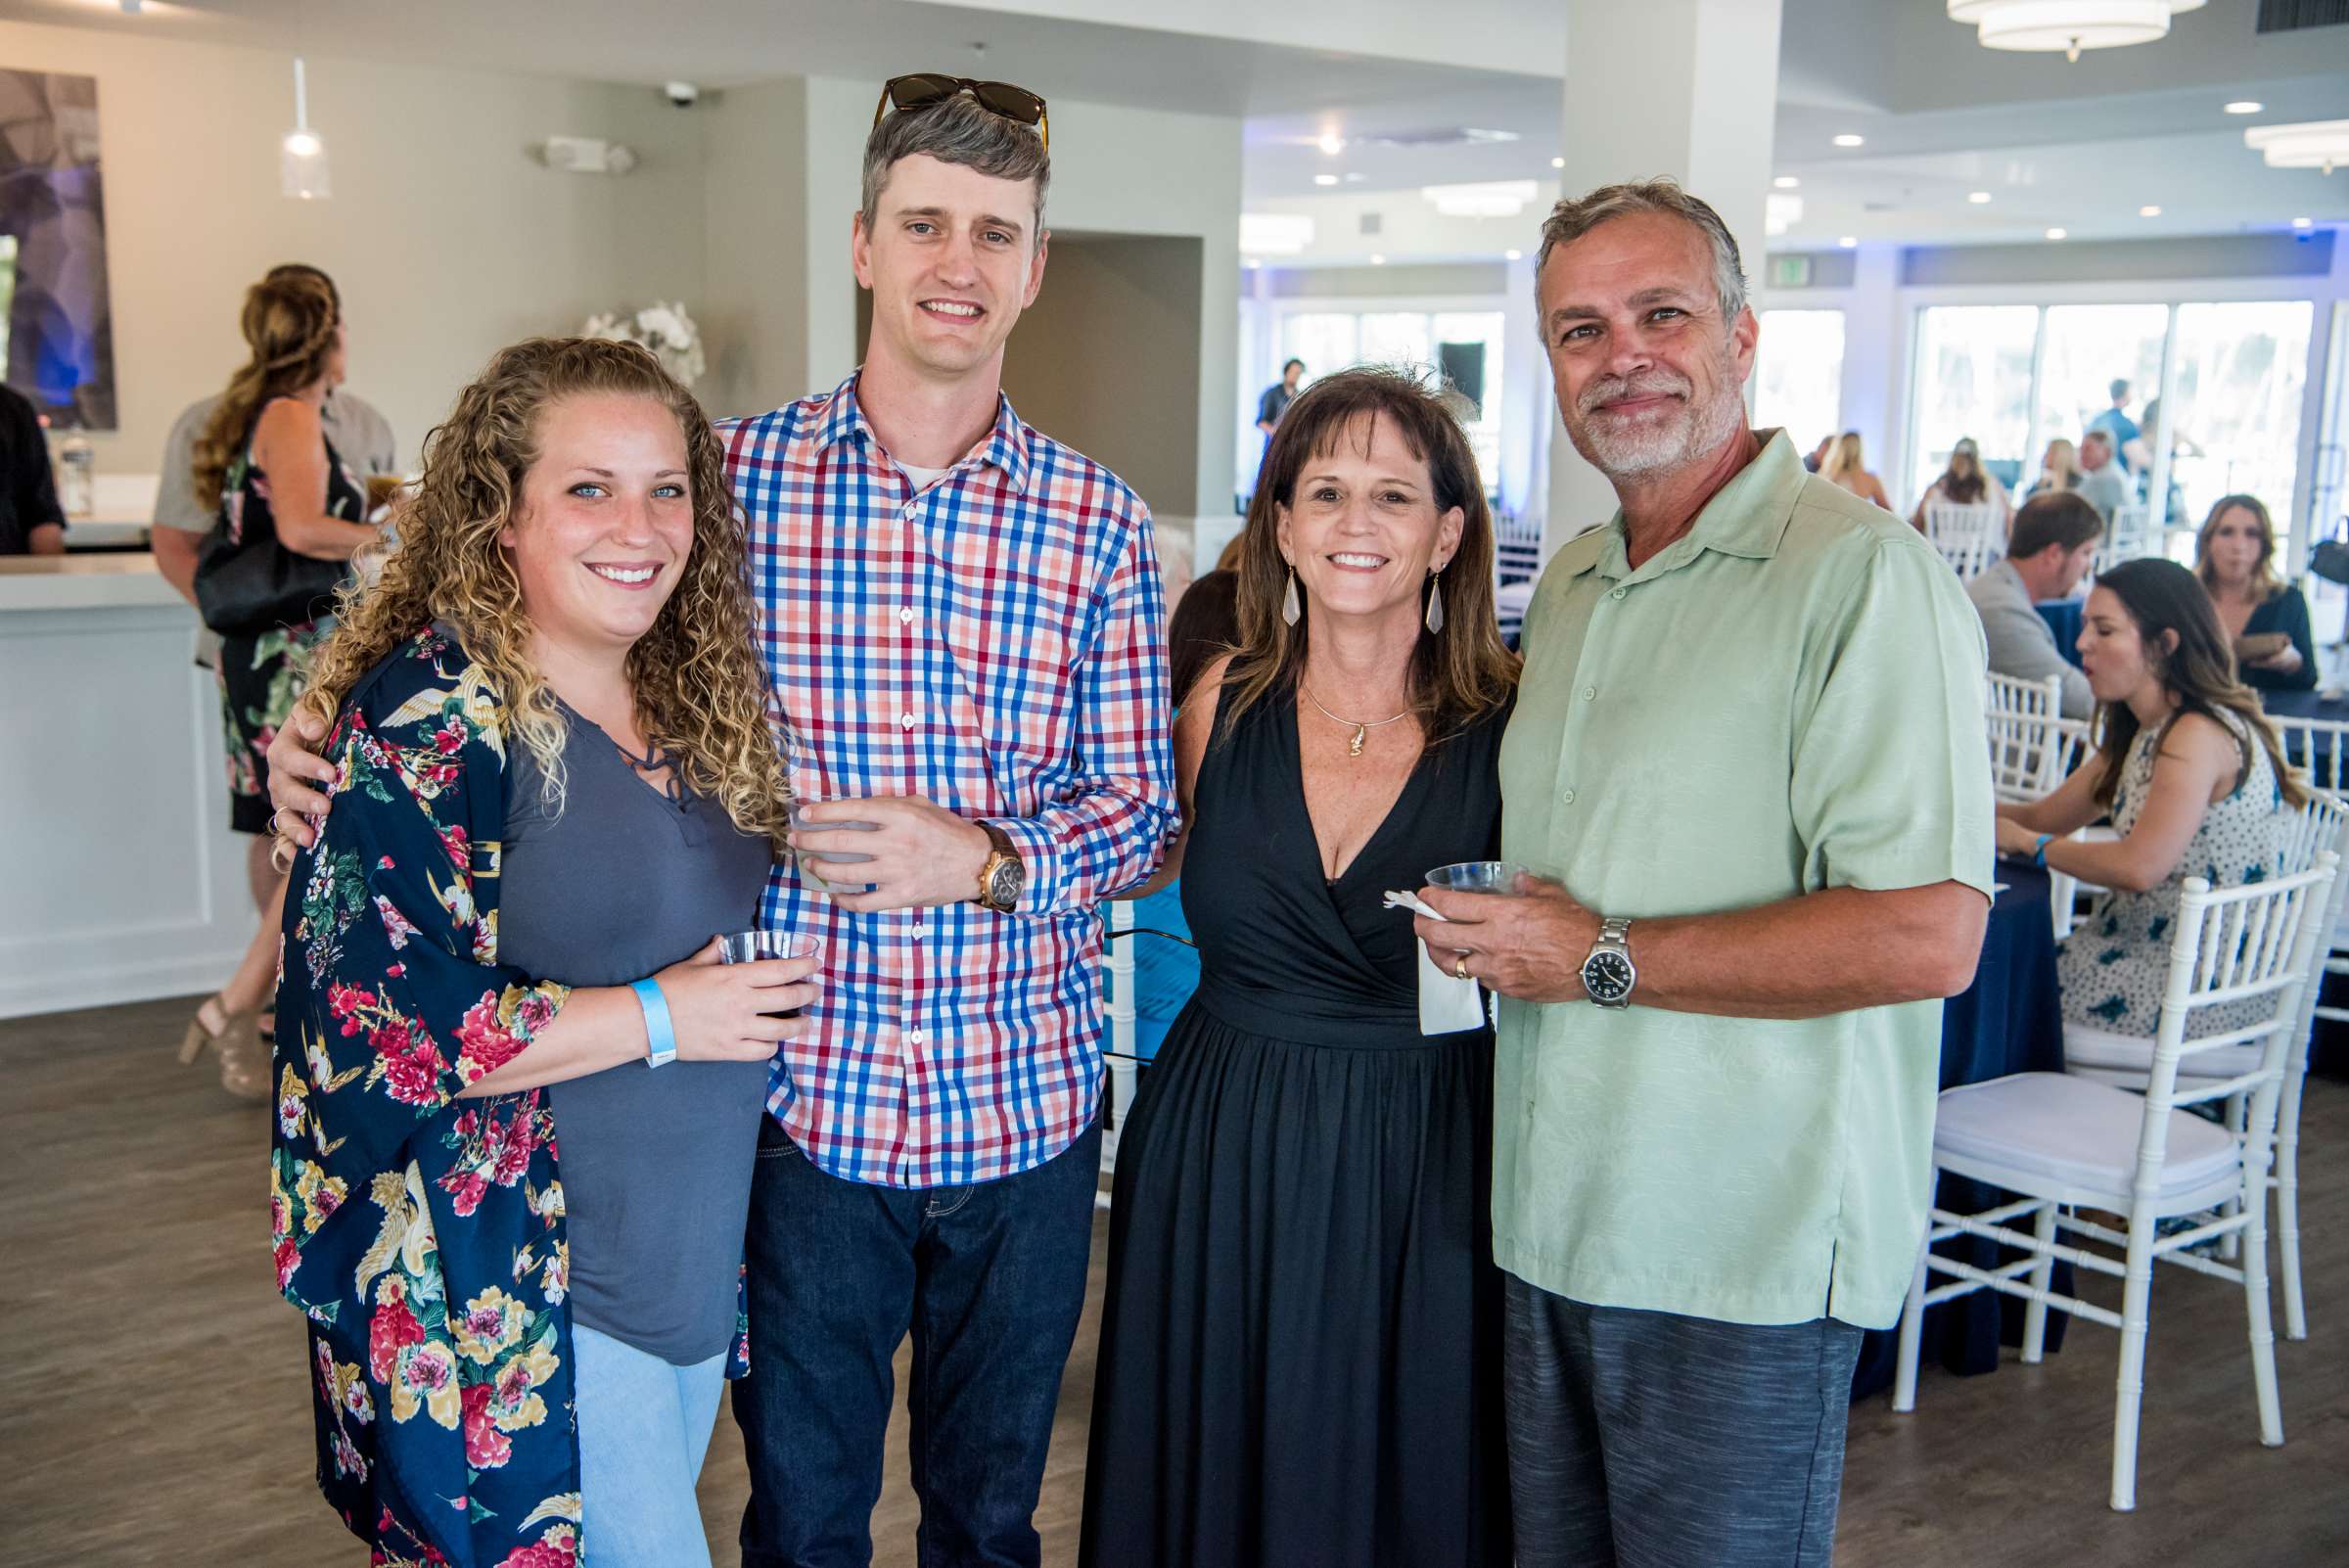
[1282,567,1302,627]
[1424,566,1446,635]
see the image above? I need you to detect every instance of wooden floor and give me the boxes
[4,995,2344,1567]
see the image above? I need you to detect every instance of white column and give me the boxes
[1545,0,1785,539]
[1838,245,1905,505]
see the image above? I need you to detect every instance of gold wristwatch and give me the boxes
[975,822,1026,913]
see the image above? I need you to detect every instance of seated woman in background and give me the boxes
[2026,437,2083,501]
[1995,558,2300,1039]
[2196,493,2316,693]
[268,339,814,1567]
[1818,429,1892,511]
[1910,435,2012,533]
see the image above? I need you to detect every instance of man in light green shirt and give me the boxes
[1416,182,1993,1568]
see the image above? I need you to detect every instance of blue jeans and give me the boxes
[573,1321,729,1567]
[734,1115,1102,1568]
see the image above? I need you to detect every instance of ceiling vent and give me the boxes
[2257,0,2348,31]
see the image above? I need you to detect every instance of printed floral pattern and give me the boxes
[272,629,587,1565]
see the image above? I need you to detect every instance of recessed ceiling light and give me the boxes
[1313,174,1340,187]
[2139,205,2161,217]
[2046,227,2067,240]
[2225,101,2264,115]
[1837,235,1858,249]
[1316,133,1345,156]
[1343,172,1366,183]
[1368,254,1387,265]
[1832,133,1865,148]
[1504,248,1524,261]
[1967,191,1993,204]
[1773,175,1800,189]
[1550,156,1565,169]
[2292,216,2314,229]
[1244,258,1263,270]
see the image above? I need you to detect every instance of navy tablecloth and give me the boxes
[2035,598,2085,668]
[1851,864,2071,1402]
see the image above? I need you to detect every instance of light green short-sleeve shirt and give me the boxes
[1495,429,1995,1331]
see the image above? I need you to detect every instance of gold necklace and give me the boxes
[1302,684,1413,759]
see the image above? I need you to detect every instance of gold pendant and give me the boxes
[1348,725,1366,758]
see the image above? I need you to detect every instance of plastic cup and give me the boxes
[716,931,822,1018]
[1424,860,1531,895]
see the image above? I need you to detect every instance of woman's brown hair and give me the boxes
[1221,367,1518,744]
[298,337,792,847]
[2087,557,2306,812]
[191,270,341,512]
[2193,492,2287,605]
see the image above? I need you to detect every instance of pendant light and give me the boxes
[281,56,330,200]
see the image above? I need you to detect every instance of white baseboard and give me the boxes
[0,947,250,1021]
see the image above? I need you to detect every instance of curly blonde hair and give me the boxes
[192,269,341,512]
[299,337,791,848]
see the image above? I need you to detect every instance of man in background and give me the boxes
[2087,377,2141,474]
[2076,429,2130,526]
[0,381,66,554]
[1966,490,2102,718]
[1256,356,1304,446]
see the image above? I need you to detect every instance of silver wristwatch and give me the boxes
[1580,917,1636,1009]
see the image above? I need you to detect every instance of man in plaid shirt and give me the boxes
[725,90,1175,1566]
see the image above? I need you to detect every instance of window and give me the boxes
[1270,305,1508,488]
[2038,302,2168,477]
[1910,305,2038,507]
[1753,309,1845,457]
[2159,301,2313,538]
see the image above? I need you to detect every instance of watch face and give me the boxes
[988,859,1025,909]
[1584,950,1635,1003]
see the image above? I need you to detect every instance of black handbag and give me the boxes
[2311,518,2349,587]
[192,511,348,637]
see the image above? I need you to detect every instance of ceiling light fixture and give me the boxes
[1313,174,1340,187]
[1947,1,2205,64]
[1421,179,1538,218]
[1837,235,1858,248]
[2224,101,2263,115]
[2291,216,2314,229]
[1504,248,1524,261]
[1773,175,1801,189]
[2046,226,2068,239]
[1316,132,1345,156]
[281,56,330,200]
[1549,156,1565,169]
[1368,254,1387,265]
[1766,193,1805,236]
[2245,119,2349,174]
[1832,133,1865,148]
[1968,190,1993,203]
[2139,204,2161,216]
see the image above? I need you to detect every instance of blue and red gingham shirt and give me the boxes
[720,374,1177,1189]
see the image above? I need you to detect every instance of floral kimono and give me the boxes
[271,627,744,1566]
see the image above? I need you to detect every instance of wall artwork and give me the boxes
[0,69,115,429]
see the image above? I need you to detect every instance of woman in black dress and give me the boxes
[1082,369,1519,1568]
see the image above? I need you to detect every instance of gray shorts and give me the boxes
[1503,1272,1864,1568]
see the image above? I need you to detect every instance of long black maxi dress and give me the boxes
[1080,687,1513,1568]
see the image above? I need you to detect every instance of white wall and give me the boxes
[0,21,709,478]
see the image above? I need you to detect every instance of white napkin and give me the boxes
[1383,890,1488,1036]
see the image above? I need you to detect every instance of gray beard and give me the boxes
[1570,381,1748,480]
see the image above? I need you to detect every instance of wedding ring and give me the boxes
[1453,953,1471,982]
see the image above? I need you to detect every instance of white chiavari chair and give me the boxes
[1924,499,2004,578]
[1986,673,2065,804]
[1894,853,2338,1511]
[2063,790,2349,1332]
[2093,502,2154,576]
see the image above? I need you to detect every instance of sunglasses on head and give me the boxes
[874,73,1049,152]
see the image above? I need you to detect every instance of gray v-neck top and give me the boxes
[497,701,775,1364]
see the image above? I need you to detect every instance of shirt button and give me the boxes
[909,1029,926,1045]
[1610,587,1627,601]
[898,607,915,624]
[1561,789,1577,805]
[899,712,917,730]
[910,923,926,941]
[1583,686,1597,702]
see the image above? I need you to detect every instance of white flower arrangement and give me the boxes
[580,300,707,387]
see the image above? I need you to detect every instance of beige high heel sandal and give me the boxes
[178,994,268,1100]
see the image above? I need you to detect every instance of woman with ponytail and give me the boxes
[178,269,380,1097]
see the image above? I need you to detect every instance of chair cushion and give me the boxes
[1934,1072,2240,1203]
[2063,1024,2262,1081]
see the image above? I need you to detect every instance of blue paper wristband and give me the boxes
[631,978,677,1068]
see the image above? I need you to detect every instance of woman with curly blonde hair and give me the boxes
[264,337,815,1567]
